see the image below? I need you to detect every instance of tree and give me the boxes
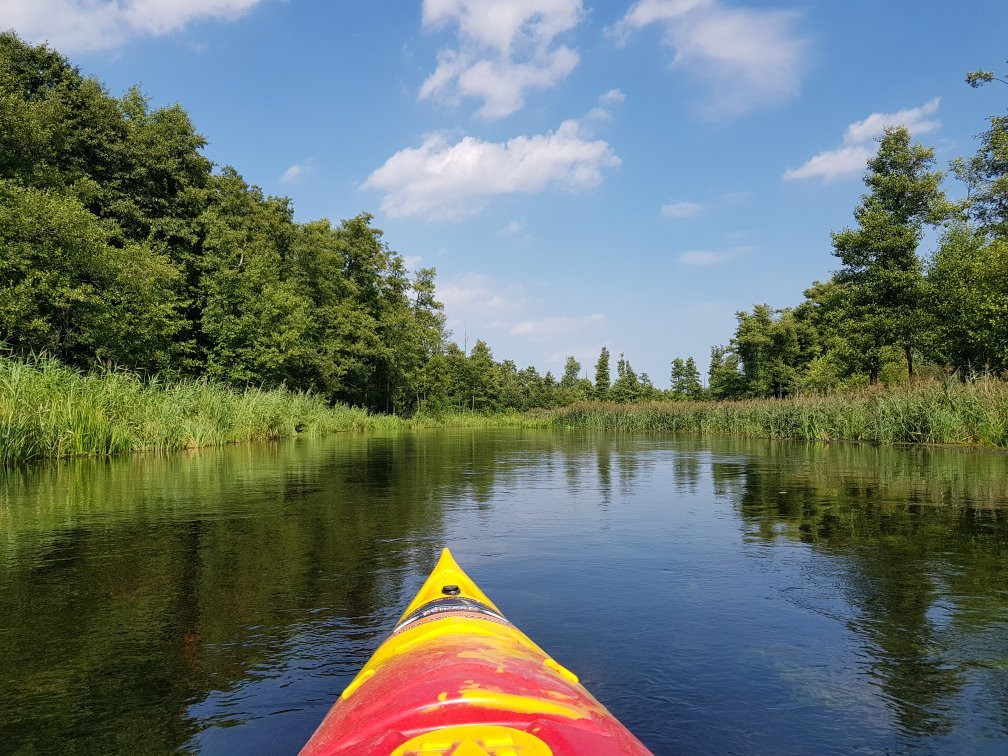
[467,339,498,411]
[561,356,581,387]
[197,170,309,387]
[966,65,1008,88]
[682,357,703,398]
[610,353,641,402]
[670,357,703,400]
[593,346,610,399]
[707,345,744,400]
[0,181,184,371]
[967,115,1008,238]
[927,225,1008,375]
[730,305,817,398]
[637,371,662,401]
[830,126,946,382]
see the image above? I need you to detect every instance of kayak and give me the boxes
[300,548,651,755]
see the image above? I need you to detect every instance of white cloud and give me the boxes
[784,98,941,182]
[586,88,626,122]
[614,0,809,117]
[599,88,626,105]
[280,160,313,183]
[678,246,747,265]
[438,272,524,315]
[662,200,703,218]
[420,0,584,119]
[782,145,873,182]
[1,0,265,53]
[363,118,620,219]
[402,255,424,270]
[499,219,525,235]
[510,313,603,340]
[843,98,940,145]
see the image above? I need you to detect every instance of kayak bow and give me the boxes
[300,548,651,755]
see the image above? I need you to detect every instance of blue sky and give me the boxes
[4,1,1007,385]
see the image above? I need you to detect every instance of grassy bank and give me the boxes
[0,355,407,463]
[5,355,1008,463]
[405,411,551,429]
[547,379,1008,447]
[0,356,552,463]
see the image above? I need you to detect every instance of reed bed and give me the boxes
[0,355,396,462]
[546,379,1008,448]
[405,411,551,429]
[4,354,1007,462]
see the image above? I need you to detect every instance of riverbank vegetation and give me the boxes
[2,33,1007,458]
[0,354,554,462]
[0,354,395,463]
[547,378,1008,446]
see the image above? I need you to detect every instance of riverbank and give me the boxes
[0,356,398,463]
[0,356,551,463]
[546,379,1008,447]
[3,356,1007,463]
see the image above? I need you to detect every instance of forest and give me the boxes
[1,32,1006,421]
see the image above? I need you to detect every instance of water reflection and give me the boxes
[0,431,1006,753]
[725,440,1008,740]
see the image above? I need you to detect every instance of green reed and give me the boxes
[5,354,1006,462]
[0,355,398,462]
[546,379,1008,447]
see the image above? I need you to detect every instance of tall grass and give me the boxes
[0,355,400,463]
[547,379,1008,447]
[5,354,1007,463]
[404,410,551,429]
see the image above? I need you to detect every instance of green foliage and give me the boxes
[594,346,611,399]
[928,226,1008,374]
[707,345,744,400]
[966,70,997,88]
[0,33,450,415]
[548,378,1008,447]
[670,357,703,400]
[561,355,581,386]
[0,181,184,371]
[731,305,817,398]
[830,127,946,382]
[0,354,392,462]
[967,115,1008,238]
[4,31,1008,439]
[610,353,642,402]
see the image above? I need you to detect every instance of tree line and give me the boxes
[0,33,719,414]
[2,33,1006,413]
[1,33,451,414]
[703,76,1007,400]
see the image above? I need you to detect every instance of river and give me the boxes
[2,429,1007,753]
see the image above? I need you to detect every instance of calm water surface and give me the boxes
[1,430,1007,754]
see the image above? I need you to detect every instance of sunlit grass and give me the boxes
[0,355,398,462]
[546,380,1008,447]
[404,411,551,429]
[4,354,1006,462]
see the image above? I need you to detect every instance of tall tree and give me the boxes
[927,226,1008,374]
[593,346,611,399]
[708,345,744,400]
[610,353,641,402]
[0,181,184,371]
[561,356,581,387]
[467,339,498,412]
[731,305,817,398]
[967,115,1008,238]
[830,126,946,382]
[670,357,703,400]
